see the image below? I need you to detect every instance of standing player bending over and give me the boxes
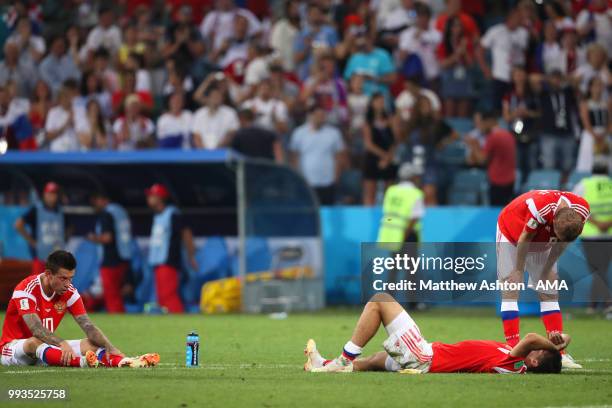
[497,190,589,368]
[305,293,566,374]
[0,250,158,368]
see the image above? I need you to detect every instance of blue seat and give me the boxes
[446,117,475,136]
[565,171,590,191]
[448,189,479,205]
[437,140,467,166]
[522,170,561,192]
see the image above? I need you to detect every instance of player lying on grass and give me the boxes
[0,250,159,368]
[305,293,568,374]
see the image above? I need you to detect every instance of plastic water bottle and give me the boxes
[186,331,199,367]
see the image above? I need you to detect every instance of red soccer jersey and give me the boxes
[0,274,86,348]
[430,340,527,374]
[498,190,590,244]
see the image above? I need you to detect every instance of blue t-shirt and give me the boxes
[344,47,395,101]
[294,25,339,80]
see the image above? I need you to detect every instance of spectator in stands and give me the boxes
[125,53,152,94]
[7,16,45,66]
[81,6,122,58]
[576,0,612,57]
[44,81,84,152]
[156,92,193,149]
[437,14,476,117]
[14,181,66,275]
[269,0,300,72]
[347,73,370,143]
[268,63,300,119]
[146,183,197,313]
[293,3,339,81]
[199,0,260,56]
[467,109,517,206]
[398,3,442,88]
[558,27,585,78]
[301,50,348,127]
[111,70,154,116]
[118,24,146,68]
[574,43,609,96]
[544,0,574,31]
[536,21,563,75]
[77,71,113,119]
[502,65,540,183]
[241,41,272,100]
[478,7,529,109]
[362,93,399,206]
[29,80,52,144]
[377,0,417,51]
[395,74,442,123]
[289,104,347,205]
[0,82,34,151]
[403,95,457,205]
[162,22,201,70]
[434,0,480,43]
[0,41,38,98]
[576,76,611,173]
[537,70,578,173]
[39,36,81,96]
[112,94,155,150]
[212,14,254,68]
[191,83,239,149]
[230,108,284,162]
[76,99,111,150]
[162,60,195,109]
[242,81,289,134]
[343,30,395,104]
[92,47,120,94]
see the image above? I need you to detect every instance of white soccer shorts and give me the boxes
[382,311,433,373]
[1,339,83,366]
[496,224,558,294]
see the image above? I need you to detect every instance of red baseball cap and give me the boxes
[145,183,170,199]
[43,182,60,193]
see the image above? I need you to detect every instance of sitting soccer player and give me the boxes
[0,250,159,368]
[305,293,567,374]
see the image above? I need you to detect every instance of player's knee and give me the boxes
[369,292,396,303]
[22,337,43,355]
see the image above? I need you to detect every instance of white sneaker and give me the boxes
[561,353,583,369]
[310,356,353,373]
[304,339,326,371]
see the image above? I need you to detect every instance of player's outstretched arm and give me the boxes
[509,332,566,358]
[74,313,123,357]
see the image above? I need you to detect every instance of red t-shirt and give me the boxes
[430,340,527,373]
[483,127,516,186]
[498,190,590,244]
[0,274,86,348]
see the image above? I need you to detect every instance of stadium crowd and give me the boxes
[0,0,610,205]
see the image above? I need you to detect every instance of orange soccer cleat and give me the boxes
[118,353,160,368]
[84,350,101,368]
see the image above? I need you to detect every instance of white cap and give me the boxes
[398,163,420,180]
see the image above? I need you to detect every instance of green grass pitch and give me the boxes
[1,308,611,408]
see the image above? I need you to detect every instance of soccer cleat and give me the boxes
[561,353,583,369]
[118,353,160,368]
[84,350,100,368]
[310,356,353,373]
[303,339,325,371]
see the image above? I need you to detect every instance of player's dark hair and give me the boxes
[554,208,583,242]
[45,250,77,274]
[528,349,562,374]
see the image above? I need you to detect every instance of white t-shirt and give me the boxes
[577,9,612,56]
[399,26,442,80]
[85,25,122,54]
[269,19,298,71]
[242,97,288,131]
[191,105,239,149]
[135,69,152,93]
[575,64,610,94]
[395,88,442,121]
[481,24,529,82]
[541,42,563,74]
[156,111,193,149]
[112,116,155,151]
[45,105,86,152]
[199,9,261,51]
[244,57,269,86]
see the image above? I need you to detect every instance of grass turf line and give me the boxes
[0,309,611,408]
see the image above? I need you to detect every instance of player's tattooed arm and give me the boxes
[22,313,65,347]
[74,313,122,355]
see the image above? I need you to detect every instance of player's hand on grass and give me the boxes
[59,341,75,366]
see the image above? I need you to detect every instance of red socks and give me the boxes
[98,349,124,367]
[540,301,563,334]
[500,301,520,347]
[38,346,82,367]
